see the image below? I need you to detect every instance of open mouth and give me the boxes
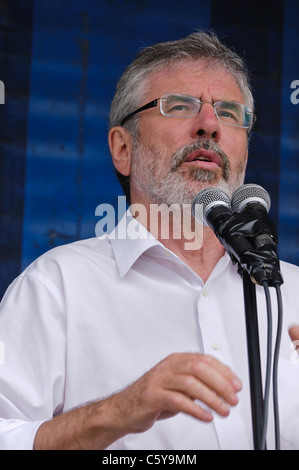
[184,149,222,169]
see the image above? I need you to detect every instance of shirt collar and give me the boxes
[108,209,161,277]
[108,209,232,280]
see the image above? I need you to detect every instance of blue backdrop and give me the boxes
[1,0,299,298]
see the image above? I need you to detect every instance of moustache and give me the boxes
[170,139,229,172]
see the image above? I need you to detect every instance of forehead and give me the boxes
[143,60,245,103]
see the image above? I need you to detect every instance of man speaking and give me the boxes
[0,31,299,450]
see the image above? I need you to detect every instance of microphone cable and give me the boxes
[260,280,283,450]
[260,280,272,450]
[273,283,283,450]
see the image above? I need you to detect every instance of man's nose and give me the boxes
[191,101,221,140]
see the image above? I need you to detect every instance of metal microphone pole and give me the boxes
[241,270,264,450]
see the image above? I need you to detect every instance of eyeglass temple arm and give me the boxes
[248,113,257,136]
[120,99,158,126]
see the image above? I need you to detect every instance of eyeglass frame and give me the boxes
[120,92,256,131]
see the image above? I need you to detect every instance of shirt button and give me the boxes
[212,342,221,351]
[202,288,208,297]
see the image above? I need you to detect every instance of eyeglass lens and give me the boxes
[161,94,252,128]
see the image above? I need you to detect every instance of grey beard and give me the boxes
[131,138,245,207]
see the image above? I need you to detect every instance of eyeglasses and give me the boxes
[120,92,255,130]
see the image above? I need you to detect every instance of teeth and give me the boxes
[194,157,210,162]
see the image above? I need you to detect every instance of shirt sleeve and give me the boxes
[0,261,66,450]
[0,419,44,450]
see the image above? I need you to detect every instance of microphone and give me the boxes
[192,186,257,266]
[231,184,276,251]
[230,183,283,286]
[192,186,232,230]
[232,183,271,213]
[192,186,283,286]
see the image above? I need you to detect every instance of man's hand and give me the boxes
[35,352,242,450]
[111,352,242,434]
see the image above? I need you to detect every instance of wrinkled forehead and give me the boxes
[142,59,244,103]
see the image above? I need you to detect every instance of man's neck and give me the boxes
[130,195,226,283]
[159,227,226,283]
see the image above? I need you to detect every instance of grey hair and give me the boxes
[109,31,255,200]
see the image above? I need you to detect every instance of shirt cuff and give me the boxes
[0,419,45,450]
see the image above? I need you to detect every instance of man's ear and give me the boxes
[108,126,133,176]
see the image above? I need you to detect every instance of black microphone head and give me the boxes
[231,184,271,213]
[192,187,231,226]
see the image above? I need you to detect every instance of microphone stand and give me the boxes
[241,270,264,450]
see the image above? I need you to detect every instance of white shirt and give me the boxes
[0,211,299,450]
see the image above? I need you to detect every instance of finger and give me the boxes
[188,355,242,405]
[166,373,234,417]
[289,325,299,345]
[160,353,242,407]
[138,353,242,423]
[165,353,242,393]
[158,389,214,422]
